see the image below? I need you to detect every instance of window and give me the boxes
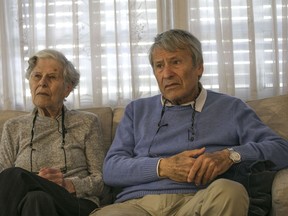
[188,0,287,100]
[0,0,287,110]
[18,0,158,109]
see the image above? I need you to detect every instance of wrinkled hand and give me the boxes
[38,167,65,186]
[187,149,233,186]
[38,168,75,193]
[158,148,234,186]
[158,148,205,182]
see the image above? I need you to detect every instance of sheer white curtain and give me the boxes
[0,0,287,111]
[0,0,158,111]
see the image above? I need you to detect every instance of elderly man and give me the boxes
[91,29,288,216]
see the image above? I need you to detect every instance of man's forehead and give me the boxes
[153,49,189,60]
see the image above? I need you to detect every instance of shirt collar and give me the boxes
[160,85,207,112]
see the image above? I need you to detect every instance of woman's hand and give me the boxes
[38,167,75,193]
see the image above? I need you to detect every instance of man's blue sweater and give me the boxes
[103,90,288,202]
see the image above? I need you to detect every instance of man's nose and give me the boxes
[162,64,174,78]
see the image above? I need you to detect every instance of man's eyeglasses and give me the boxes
[148,99,197,157]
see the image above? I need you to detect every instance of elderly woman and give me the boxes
[0,49,106,216]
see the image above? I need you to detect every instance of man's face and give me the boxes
[152,48,203,104]
[29,58,72,110]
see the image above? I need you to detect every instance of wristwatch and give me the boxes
[227,148,241,163]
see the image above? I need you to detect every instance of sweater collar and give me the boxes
[32,105,69,119]
[161,85,207,112]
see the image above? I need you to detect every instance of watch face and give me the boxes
[229,150,241,163]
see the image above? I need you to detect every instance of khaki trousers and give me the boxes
[91,178,249,216]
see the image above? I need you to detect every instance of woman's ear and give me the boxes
[64,83,73,98]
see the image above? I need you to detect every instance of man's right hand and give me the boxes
[158,147,205,182]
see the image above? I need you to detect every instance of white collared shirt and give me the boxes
[160,86,207,113]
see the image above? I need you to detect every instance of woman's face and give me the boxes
[29,58,72,113]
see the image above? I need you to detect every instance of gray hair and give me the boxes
[148,29,203,68]
[25,49,80,89]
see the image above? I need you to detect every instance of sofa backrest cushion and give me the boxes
[0,110,28,140]
[112,107,125,140]
[79,107,113,152]
[0,107,113,152]
[0,94,286,152]
[246,94,288,140]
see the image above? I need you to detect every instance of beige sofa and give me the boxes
[0,94,287,214]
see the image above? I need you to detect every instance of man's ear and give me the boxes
[197,64,204,80]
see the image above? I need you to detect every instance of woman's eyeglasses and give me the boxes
[30,106,67,174]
